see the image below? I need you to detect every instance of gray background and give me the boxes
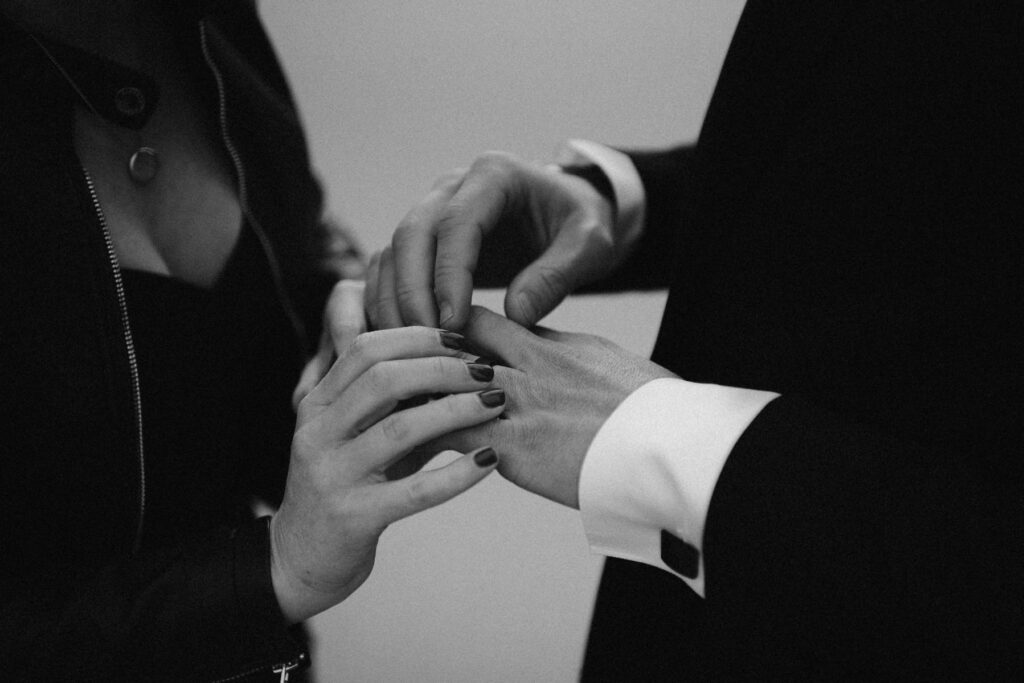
[261,2,743,680]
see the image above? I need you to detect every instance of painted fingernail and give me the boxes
[477,389,506,408]
[473,447,498,468]
[440,330,464,350]
[472,355,502,367]
[467,363,494,382]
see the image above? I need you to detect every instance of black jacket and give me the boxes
[582,1,1021,679]
[0,2,347,679]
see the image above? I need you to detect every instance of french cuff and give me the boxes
[578,377,779,597]
[554,138,645,251]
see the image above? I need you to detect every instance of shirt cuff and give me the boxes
[578,378,779,596]
[554,139,645,252]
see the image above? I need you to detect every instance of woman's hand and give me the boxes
[271,325,504,623]
[417,307,677,509]
[292,279,367,410]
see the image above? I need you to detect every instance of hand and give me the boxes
[271,326,505,623]
[292,279,366,410]
[421,307,677,509]
[365,152,628,331]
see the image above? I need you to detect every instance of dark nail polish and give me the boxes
[440,331,465,350]
[467,363,494,382]
[473,447,498,468]
[472,355,502,367]
[478,389,506,408]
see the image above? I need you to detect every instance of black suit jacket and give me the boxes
[582,1,1021,679]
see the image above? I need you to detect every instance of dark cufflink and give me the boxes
[660,529,699,579]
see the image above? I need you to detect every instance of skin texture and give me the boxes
[275,291,504,623]
[5,1,505,616]
[365,152,625,332]
[412,307,676,509]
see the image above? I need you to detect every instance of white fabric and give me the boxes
[555,139,645,252]
[578,378,778,597]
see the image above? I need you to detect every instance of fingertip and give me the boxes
[504,289,538,327]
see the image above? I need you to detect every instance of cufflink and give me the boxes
[660,529,699,579]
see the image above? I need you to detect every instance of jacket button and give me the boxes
[115,86,146,116]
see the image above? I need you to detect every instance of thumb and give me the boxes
[504,232,598,326]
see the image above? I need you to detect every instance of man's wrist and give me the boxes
[554,139,646,251]
[559,164,617,215]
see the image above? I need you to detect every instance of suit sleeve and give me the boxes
[595,144,698,291]
[702,396,1022,676]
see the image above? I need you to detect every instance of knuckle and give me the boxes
[394,279,424,307]
[393,218,422,244]
[379,412,410,444]
[347,332,373,361]
[534,265,574,299]
[430,355,450,379]
[404,477,433,509]
[473,150,514,175]
[364,363,394,395]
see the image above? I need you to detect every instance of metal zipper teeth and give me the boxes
[209,656,304,683]
[198,20,308,349]
[199,21,307,683]
[81,166,147,554]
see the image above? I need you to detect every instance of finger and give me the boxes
[433,153,522,330]
[352,388,506,471]
[504,230,598,327]
[325,280,367,356]
[291,340,332,411]
[304,326,469,408]
[378,446,498,522]
[322,356,497,438]
[461,305,544,369]
[392,177,463,327]
[364,251,382,331]
[373,246,404,330]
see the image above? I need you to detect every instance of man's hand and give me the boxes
[365,152,629,332]
[419,307,676,508]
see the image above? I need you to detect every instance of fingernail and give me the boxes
[440,330,464,350]
[472,355,502,367]
[467,363,494,382]
[439,302,454,328]
[473,447,498,468]
[477,389,505,408]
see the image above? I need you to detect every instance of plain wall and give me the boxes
[259,2,744,681]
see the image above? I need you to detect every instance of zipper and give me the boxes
[209,655,306,683]
[198,20,308,349]
[81,166,147,554]
[199,20,309,682]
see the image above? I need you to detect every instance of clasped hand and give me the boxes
[410,306,676,508]
[273,281,503,624]
[363,151,676,508]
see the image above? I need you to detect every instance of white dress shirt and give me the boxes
[556,139,779,597]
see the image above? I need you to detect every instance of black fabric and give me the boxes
[119,226,297,550]
[0,3,341,679]
[583,1,1021,679]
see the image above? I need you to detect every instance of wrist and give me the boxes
[559,164,617,216]
[269,514,308,624]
